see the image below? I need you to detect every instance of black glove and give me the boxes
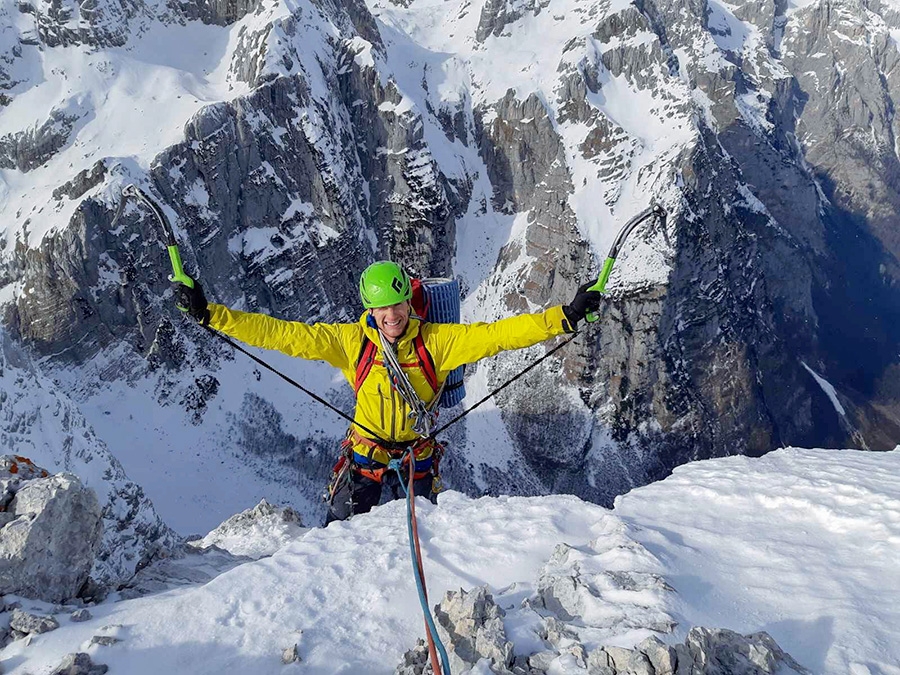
[173,279,210,326]
[563,282,604,326]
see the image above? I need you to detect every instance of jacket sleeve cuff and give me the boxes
[546,305,577,334]
[207,304,228,330]
[561,305,579,333]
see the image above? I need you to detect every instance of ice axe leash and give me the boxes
[112,184,388,442]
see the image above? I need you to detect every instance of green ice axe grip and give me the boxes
[585,257,615,323]
[167,245,194,288]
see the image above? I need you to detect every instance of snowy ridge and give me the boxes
[1,447,898,674]
[0,0,369,254]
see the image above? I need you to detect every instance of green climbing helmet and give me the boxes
[359,260,412,308]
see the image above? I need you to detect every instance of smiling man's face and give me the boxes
[371,301,411,341]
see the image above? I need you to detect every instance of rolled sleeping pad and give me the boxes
[422,278,466,407]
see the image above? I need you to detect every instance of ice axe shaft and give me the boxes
[120,184,194,288]
[585,204,667,323]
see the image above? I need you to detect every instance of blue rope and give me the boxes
[391,453,452,675]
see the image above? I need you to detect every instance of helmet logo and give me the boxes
[391,277,404,294]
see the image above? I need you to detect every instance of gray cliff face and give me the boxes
[1,0,899,523]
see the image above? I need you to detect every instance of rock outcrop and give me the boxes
[397,592,809,675]
[0,467,102,603]
[189,498,305,559]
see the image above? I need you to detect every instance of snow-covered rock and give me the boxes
[189,498,305,559]
[0,472,102,603]
[9,608,60,636]
[49,652,108,675]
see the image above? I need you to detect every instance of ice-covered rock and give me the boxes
[0,472,102,603]
[189,498,305,559]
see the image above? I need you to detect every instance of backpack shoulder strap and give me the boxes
[354,338,378,394]
[355,332,440,396]
[413,334,439,394]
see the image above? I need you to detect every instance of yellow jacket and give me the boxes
[208,304,573,464]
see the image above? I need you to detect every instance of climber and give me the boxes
[173,261,604,524]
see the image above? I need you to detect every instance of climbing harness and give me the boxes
[391,449,452,675]
[117,183,667,675]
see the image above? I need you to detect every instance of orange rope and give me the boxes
[407,462,443,675]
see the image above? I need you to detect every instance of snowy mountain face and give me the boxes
[0,0,899,533]
[0,329,178,586]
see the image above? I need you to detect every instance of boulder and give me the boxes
[70,609,92,622]
[0,472,103,603]
[9,608,59,635]
[682,627,811,674]
[638,635,677,675]
[90,635,121,647]
[281,643,301,664]
[50,653,108,675]
[395,638,429,675]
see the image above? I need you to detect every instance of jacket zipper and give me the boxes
[390,382,397,440]
[377,383,385,430]
[400,396,407,436]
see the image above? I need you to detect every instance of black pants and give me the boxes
[325,469,435,524]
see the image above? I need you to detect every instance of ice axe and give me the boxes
[112,184,195,290]
[585,203,668,323]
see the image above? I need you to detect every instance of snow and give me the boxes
[802,362,847,417]
[3,447,899,675]
[0,15,252,252]
[616,448,900,675]
[706,0,754,54]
